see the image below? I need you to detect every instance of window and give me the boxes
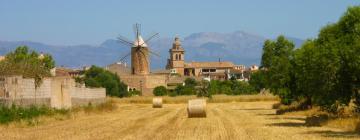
[175,54,178,60]
[179,54,182,60]
[202,69,209,72]
[210,69,216,72]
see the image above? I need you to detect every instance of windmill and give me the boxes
[117,23,160,75]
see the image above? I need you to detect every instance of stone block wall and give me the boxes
[71,87,106,107]
[50,77,72,109]
[0,76,106,109]
[121,74,168,96]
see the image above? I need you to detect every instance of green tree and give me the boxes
[184,78,197,88]
[310,6,360,112]
[260,36,295,104]
[292,40,319,108]
[0,46,55,87]
[153,86,167,96]
[82,66,128,97]
[248,70,267,92]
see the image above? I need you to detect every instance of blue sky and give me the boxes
[0,0,359,45]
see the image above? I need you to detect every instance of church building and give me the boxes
[166,37,235,80]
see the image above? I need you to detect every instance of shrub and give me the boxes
[169,91,178,97]
[184,78,197,87]
[153,86,167,96]
[207,80,256,95]
[128,90,141,96]
[174,85,196,96]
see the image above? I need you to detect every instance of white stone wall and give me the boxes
[0,76,106,108]
[72,87,106,99]
[20,78,36,98]
[35,78,52,98]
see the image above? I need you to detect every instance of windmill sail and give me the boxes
[116,23,160,75]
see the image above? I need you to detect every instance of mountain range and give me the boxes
[0,31,304,69]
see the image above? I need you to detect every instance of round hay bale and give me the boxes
[187,99,206,118]
[152,97,163,108]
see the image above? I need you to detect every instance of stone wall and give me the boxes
[0,76,106,109]
[121,74,168,96]
[71,87,106,107]
[50,77,72,109]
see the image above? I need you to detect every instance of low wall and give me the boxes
[0,76,106,109]
[71,87,106,107]
[0,98,50,107]
[71,98,106,107]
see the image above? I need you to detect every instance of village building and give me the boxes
[166,37,254,81]
[107,36,259,96]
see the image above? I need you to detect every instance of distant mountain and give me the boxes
[0,31,304,69]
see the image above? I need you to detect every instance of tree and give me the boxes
[153,86,167,96]
[184,78,197,88]
[310,6,360,112]
[82,66,128,97]
[260,36,295,104]
[0,46,55,87]
[263,6,360,112]
[292,40,319,108]
[248,70,267,92]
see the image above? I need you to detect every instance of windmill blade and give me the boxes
[148,50,161,57]
[138,24,142,36]
[117,35,134,47]
[133,23,141,47]
[140,32,159,46]
[119,52,131,62]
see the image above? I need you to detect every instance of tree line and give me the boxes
[153,78,257,97]
[251,6,360,113]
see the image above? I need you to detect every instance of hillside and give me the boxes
[0,31,304,69]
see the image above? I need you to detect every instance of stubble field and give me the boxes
[0,99,359,140]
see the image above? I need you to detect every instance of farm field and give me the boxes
[0,101,359,140]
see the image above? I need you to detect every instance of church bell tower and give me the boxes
[166,37,185,75]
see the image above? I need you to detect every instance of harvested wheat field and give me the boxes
[0,101,359,140]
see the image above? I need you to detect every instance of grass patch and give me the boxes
[82,99,117,114]
[0,104,70,124]
[326,116,360,132]
[112,94,279,104]
[0,99,117,125]
[280,103,360,133]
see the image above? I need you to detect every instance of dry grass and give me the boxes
[81,99,118,114]
[1,101,358,140]
[113,94,279,104]
[282,106,326,116]
[326,117,360,132]
[283,106,360,133]
[0,99,117,127]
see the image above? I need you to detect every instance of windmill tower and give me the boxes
[117,23,159,75]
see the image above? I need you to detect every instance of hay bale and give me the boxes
[187,99,206,118]
[152,97,163,108]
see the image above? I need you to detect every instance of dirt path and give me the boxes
[0,102,359,140]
